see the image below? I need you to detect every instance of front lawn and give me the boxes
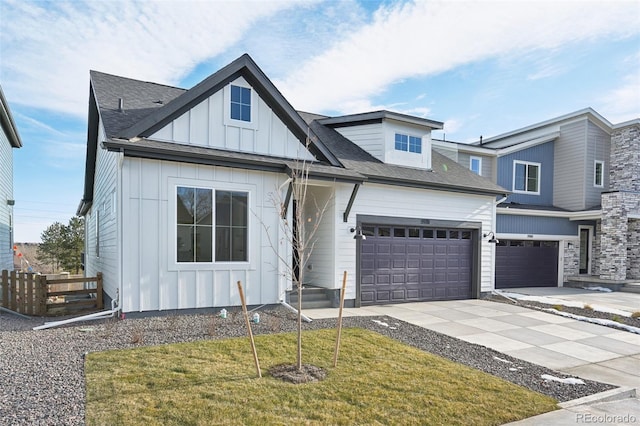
[85,328,557,425]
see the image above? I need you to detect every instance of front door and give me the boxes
[579,228,590,274]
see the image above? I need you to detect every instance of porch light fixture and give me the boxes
[483,231,499,244]
[350,227,366,240]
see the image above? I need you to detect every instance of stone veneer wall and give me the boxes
[592,220,601,276]
[628,219,640,280]
[563,240,579,281]
[599,123,640,281]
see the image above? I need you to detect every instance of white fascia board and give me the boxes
[496,132,560,156]
[496,232,578,240]
[481,108,612,146]
[498,207,602,220]
[432,140,497,155]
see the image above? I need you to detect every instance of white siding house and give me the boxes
[78,54,506,313]
[0,85,22,271]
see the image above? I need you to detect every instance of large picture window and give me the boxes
[513,160,540,194]
[215,191,248,262]
[176,186,248,263]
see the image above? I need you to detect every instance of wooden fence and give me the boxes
[0,271,102,316]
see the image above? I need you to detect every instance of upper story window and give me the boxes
[513,160,540,194]
[470,156,482,175]
[594,160,604,188]
[230,85,251,122]
[176,186,248,263]
[395,133,422,153]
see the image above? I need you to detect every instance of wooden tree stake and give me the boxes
[237,281,262,378]
[333,271,348,367]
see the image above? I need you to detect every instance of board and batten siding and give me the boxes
[120,157,288,313]
[84,122,120,304]
[332,182,496,299]
[150,77,314,162]
[303,185,335,288]
[498,141,554,206]
[0,130,13,270]
[553,120,588,210]
[585,121,610,208]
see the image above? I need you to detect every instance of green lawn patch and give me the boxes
[85,328,557,425]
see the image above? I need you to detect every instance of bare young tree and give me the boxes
[261,135,332,372]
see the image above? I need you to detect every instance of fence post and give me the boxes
[1,270,8,308]
[26,273,34,315]
[9,270,17,311]
[96,273,103,310]
[37,275,47,316]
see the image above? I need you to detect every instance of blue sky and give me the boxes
[1,0,639,242]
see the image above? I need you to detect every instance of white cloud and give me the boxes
[599,51,640,123]
[0,0,300,117]
[278,0,640,114]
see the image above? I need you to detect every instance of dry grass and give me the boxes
[85,328,557,426]
[632,311,640,319]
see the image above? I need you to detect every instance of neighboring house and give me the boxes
[78,54,506,314]
[0,85,22,271]
[434,109,640,289]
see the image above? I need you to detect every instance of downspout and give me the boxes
[117,150,124,318]
[33,294,121,330]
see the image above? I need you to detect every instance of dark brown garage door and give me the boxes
[495,240,559,288]
[359,225,473,305]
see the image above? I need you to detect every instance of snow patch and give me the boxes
[372,320,389,327]
[539,308,640,334]
[493,356,513,364]
[582,286,612,293]
[541,374,585,385]
[494,290,631,317]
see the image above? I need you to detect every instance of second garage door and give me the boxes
[495,240,559,288]
[359,225,473,305]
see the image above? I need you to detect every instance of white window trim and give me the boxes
[470,156,482,176]
[223,81,258,130]
[168,177,254,271]
[394,132,422,154]
[512,160,541,195]
[594,160,604,188]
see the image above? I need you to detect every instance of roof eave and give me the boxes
[0,85,23,148]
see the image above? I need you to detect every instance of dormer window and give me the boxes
[395,133,422,153]
[230,85,251,122]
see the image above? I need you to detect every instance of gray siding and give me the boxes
[553,121,587,210]
[0,130,13,270]
[584,121,610,208]
[335,123,385,162]
[459,152,494,178]
[497,141,554,206]
[497,214,578,236]
[84,123,120,303]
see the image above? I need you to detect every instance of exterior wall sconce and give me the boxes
[7,199,15,206]
[350,227,366,240]
[568,242,574,249]
[483,231,499,244]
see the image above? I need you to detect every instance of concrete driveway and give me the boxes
[304,290,640,424]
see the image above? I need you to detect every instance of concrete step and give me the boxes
[288,286,333,309]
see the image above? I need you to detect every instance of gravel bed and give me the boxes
[485,295,640,330]
[0,307,617,425]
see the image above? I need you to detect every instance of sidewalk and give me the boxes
[304,293,640,425]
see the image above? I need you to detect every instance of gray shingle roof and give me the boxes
[90,71,186,138]
[80,54,507,216]
[306,116,507,196]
